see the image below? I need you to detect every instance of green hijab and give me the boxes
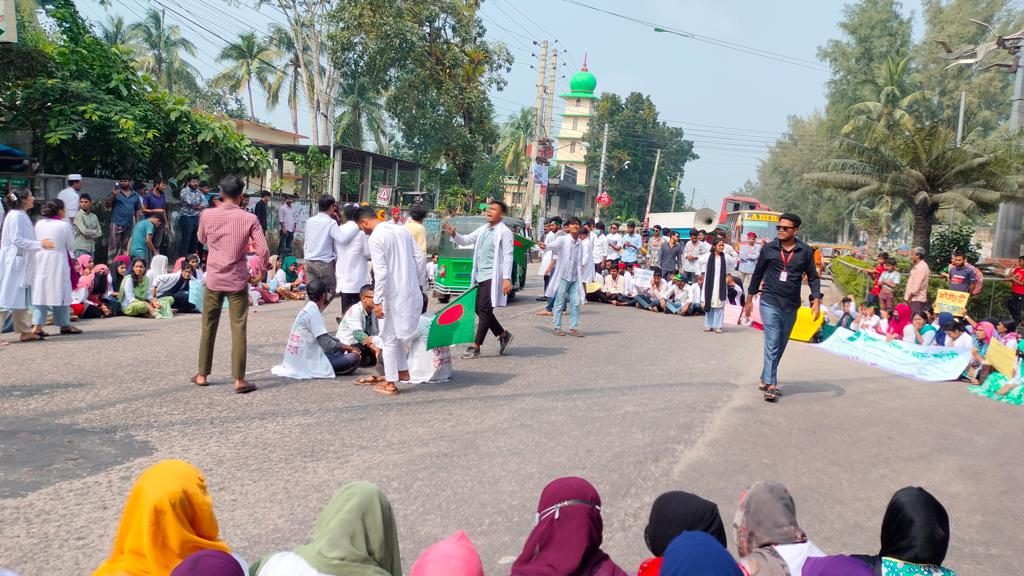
[283,256,299,283]
[294,481,401,576]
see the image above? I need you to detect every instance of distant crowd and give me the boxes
[72,459,964,576]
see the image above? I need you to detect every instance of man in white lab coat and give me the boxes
[357,206,426,396]
[539,217,588,336]
[443,199,515,359]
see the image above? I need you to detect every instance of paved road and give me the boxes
[1,271,1019,575]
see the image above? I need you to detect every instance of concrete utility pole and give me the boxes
[644,149,662,223]
[670,172,682,211]
[523,40,549,233]
[535,47,557,239]
[956,90,967,146]
[594,123,609,222]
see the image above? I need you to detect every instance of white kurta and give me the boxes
[543,234,587,302]
[0,211,42,309]
[451,221,514,307]
[32,218,74,306]
[698,252,737,309]
[271,301,335,379]
[369,222,426,340]
[334,220,370,294]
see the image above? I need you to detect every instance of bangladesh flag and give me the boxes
[427,286,478,350]
[513,233,535,261]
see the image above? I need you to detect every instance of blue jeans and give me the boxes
[664,301,682,314]
[704,306,724,329]
[760,301,799,385]
[635,294,656,309]
[32,304,71,328]
[553,279,580,330]
[178,214,200,256]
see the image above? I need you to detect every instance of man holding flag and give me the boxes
[442,200,515,359]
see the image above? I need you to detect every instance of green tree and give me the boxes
[806,124,1014,252]
[329,0,514,183]
[97,15,135,49]
[265,23,305,136]
[929,223,982,269]
[127,8,199,95]
[843,56,935,143]
[817,0,912,134]
[212,31,279,121]
[582,92,697,221]
[333,78,389,151]
[283,146,332,197]
[496,107,535,180]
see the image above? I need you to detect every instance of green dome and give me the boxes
[569,69,596,94]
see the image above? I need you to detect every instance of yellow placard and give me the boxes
[742,213,780,222]
[986,339,1017,378]
[935,289,969,316]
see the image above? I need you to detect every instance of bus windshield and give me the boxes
[725,211,781,244]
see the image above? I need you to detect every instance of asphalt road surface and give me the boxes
[1,271,1019,575]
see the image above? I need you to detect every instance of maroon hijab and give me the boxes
[511,477,627,576]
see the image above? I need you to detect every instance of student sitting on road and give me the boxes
[171,550,246,576]
[272,255,306,300]
[410,531,484,576]
[119,258,174,318]
[637,491,728,576]
[271,279,362,380]
[511,477,627,576]
[153,265,199,313]
[250,481,401,576]
[682,276,705,316]
[852,486,957,576]
[635,271,667,312]
[337,283,386,385]
[734,481,824,576]
[93,460,246,576]
[852,302,880,333]
[658,531,743,576]
[660,274,690,315]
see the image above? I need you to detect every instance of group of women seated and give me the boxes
[71,254,204,320]
[86,460,957,576]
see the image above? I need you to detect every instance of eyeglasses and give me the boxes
[775,225,795,231]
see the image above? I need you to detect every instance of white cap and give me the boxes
[67,174,82,181]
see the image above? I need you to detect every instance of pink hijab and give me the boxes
[76,254,96,290]
[887,303,912,336]
[411,531,483,576]
[975,321,996,343]
[174,257,186,272]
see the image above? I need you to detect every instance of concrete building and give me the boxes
[548,57,598,218]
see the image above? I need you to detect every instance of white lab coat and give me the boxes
[451,220,514,308]
[369,222,426,339]
[580,234,596,282]
[0,210,42,309]
[334,220,370,294]
[32,218,74,306]
[543,234,587,302]
[538,230,557,277]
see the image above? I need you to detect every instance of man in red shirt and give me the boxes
[865,251,888,306]
[1008,255,1024,322]
[193,176,269,393]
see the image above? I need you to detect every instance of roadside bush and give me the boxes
[929,224,982,270]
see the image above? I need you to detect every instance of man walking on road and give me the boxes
[904,247,931,316]
[743,212,821,403]
[443,199,515,359]
[737,232,761,291]
[540,217,587,337]
[357,206,426,396]
[193,176,269,394]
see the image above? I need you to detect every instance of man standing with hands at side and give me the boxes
[743,212,821,403]
[443,199,515,359]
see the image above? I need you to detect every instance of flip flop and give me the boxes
[374,383,399,396]
[354,376,379,386]
[60,326,83,335]
[569,330,585,338]
[763,386,778,403]
[234,383,257,394]
[191,374,209,387]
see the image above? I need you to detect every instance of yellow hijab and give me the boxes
[93,460,231,576]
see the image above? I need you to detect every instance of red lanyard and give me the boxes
[779,248,794,269]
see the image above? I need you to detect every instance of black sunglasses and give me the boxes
[776,225,796,231]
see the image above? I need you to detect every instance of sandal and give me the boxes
[758,383,769,392]
[60,326,83,335]
[763,386,778,403]
[553,329,566,336]
[19,333,43,343]
[354,376,380,386]
[569,329,585,338]
[191,374,209,387]
[234,382,258,394]
[374,382,399,396]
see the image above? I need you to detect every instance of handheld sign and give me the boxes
[935,289,969,316]
[986,339,1017,378]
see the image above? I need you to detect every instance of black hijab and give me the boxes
[644,491,727,557]
[704,248,728,308]
[878,486,950,566]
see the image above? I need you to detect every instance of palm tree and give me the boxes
[806,124,1014,252]
[127,8,199,94]
[97,15,134,49]
[333,78,389,151]
[212,32,279,121]
[843,57,934,144]
[497,107,535,178]
[266,23,305,136]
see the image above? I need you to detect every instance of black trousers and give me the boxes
[1009,294,1024,322]
[339,292,360,316]
[475,279,505,346]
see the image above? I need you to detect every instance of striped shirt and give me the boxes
[198,202,269,292]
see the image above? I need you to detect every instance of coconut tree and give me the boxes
[807,124,1015,252]
[127,8,199,94]
[843,56,934,145]
[333,78,389,151]
[496,107,535,178]
[97,15,135,49]
[266,23,306,136]
[212,32,280,121]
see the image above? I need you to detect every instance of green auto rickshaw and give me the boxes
[433,215,529,303]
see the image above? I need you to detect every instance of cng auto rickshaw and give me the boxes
[433,215,529,303]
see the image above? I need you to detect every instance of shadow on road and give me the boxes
[778,381,845,398]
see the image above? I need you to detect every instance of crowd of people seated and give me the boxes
[78,459,956,576]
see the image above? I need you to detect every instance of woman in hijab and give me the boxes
[698,239,737,334]
[855,486,955,575]
[410,531,484,576]
[93,460,242,576]
[932,312,954,346]
[659,531,742,576]
[0,188,55,343]
[171,550,244,576]
[733,481,824,576]
[884,303,912,341]
[638,491,727,576]
[511,476,627,576]
[251,481,401,576]
[146,254,169,283]
[273,255,306,300]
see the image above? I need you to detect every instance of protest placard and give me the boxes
[935,289,969,316]
[986,339,1017,378]
[632,268,654,286]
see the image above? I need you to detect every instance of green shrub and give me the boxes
[929,224,981,270]
[831,255,873,299]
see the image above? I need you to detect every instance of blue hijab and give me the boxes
[934,312,954,346]
[660,531,742,576]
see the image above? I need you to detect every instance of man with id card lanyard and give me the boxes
[742,212,822,403]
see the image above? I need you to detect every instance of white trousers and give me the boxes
[380,316,410,382]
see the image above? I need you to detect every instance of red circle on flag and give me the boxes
[438,303,464,325]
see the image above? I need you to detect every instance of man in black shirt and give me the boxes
[254,190,271,232]
[743,212,822,402]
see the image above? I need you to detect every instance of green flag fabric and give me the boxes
[512,233,535,260]
[427,285,478,350]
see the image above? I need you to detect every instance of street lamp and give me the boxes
[653,27,695,40]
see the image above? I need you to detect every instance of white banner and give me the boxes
[815,328,971,382]
[632,268,653,286]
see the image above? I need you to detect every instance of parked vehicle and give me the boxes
[433,215,529,303]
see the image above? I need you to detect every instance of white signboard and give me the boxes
[376,185,391,207]
[632,268,653,286]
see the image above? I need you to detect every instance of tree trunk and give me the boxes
[912,201,935,253]
[247,79,255,121]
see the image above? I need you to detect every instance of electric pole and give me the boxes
[534,47,557,239]
[670,172,682,212]
[522,40,549,235]
[644,149,662,226]
[594,123,609,222]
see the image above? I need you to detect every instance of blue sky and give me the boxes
[76,0,917,213]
